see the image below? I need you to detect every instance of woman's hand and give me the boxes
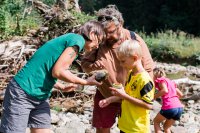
[86,74,102,86]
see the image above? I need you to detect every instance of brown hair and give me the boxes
[153,68,166,78]
[75,20,105,44]
[96,5,124,27]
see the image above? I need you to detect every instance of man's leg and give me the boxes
[93,90,120,133]
[96,128,110,133]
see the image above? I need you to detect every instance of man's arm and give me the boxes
[81,48,104,73]
[135,33,155,78]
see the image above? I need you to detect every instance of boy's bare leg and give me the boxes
[163,119,175,133]
[96,128,110,133]
[154,113,166,133]
[31,128,51,133]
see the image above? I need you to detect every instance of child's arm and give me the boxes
[176,87,183,98]
[110,87,153,110]
[154,82,168,99]
[99,96,121,108]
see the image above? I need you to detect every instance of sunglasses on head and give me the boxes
[98,16,114,22]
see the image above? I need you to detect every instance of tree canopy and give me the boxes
[79,0,200,36]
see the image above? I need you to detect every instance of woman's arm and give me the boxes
[154,82,168,99]
[52,47,101,85]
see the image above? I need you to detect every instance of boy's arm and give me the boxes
[110,85,153,110]
[122,94,153,110]
[81,49,103,73]
[154,82,168,99]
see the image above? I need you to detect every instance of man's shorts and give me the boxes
[92,90,121,128]
[0,79,51,133]
[160,107,183,120]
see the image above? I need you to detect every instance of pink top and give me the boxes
[155,77,183,110]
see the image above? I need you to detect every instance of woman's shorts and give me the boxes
[0,79,51,133]
[160,107,183,120]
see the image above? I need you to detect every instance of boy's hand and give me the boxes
[99,98,111,108]
[109,87,127,98]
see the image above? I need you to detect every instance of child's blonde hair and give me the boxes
[153,67,166,78]
[116,39,142,58]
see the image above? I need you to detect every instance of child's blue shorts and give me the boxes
[160,107,183,120]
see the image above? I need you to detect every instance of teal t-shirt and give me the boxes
[14,33,85,100]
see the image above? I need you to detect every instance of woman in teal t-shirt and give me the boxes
[0,20,105,133]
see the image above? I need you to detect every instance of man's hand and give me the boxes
[62,83,78,92]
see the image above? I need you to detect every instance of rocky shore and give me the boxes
[1,62,200,133]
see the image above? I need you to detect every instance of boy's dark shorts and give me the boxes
[0,79,51,133]
[92,90,121,128]
[160,107,183,120]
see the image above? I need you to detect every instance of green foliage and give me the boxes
[71,10,96,24]
[52,105,62,112]
[0,9,6,33]
[81,0,200,36]
[0,0,43,40]
[140,30,200,65]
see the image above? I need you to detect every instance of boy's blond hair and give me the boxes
[116,39,142,58]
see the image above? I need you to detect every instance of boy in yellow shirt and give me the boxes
[99,40,155,133]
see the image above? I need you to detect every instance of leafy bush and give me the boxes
[140,30,200,65]
[71,10,96,25]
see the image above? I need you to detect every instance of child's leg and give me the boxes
[163,119,175,133]
[154,113,166,133]
[163,107,183,133]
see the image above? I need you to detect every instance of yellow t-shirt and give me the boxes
[118,71,155,133]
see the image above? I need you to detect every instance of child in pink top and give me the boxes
[153,68,184,133]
